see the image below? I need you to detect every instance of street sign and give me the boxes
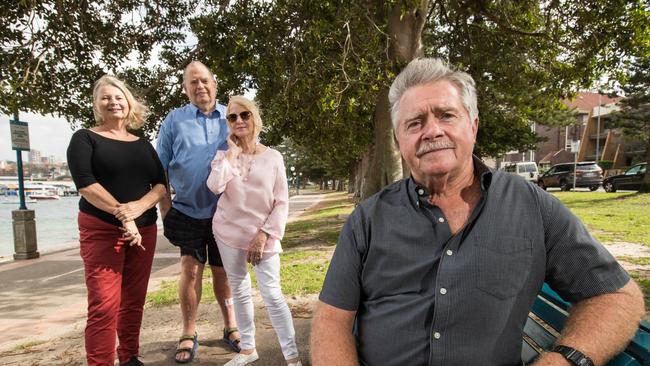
[9,119,30,151]
[570,140,580,153]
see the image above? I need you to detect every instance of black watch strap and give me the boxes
[551,345,594,366]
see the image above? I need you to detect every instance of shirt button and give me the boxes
[417,188,425,196]
[440,288,447,295]
[433,332,441,340]
[446,249,453,256]
[438,217,445,223]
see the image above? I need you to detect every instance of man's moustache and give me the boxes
[416,141,456,157]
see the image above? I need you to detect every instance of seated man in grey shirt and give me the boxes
[310,58,644,366]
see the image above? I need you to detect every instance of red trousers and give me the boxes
[78,212,157,366]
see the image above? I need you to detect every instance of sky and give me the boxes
[1,112,76,163]
[0,86,256,164]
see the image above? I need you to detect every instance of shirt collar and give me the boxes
[189,102,222,119]
[407,155,494,207]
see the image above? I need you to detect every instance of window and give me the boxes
[626,165,641,175]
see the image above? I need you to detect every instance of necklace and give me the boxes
[237,142,258,182]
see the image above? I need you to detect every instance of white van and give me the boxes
[502,162,539,182]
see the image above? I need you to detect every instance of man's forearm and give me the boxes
[158,191,172,219]
[158,171,172,219]
[533,280,644,366]
[311,302,358,366]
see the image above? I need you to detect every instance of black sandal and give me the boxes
[223,327,241,353]
[174,332,198,364]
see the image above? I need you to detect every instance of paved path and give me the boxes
[0,192,326,353]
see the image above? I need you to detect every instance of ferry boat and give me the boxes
[26,184,61,200]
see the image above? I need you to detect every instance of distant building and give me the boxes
[0,161,17,175]
[501,92,624,170]
[29,149,42,165]
[577,101,645,169]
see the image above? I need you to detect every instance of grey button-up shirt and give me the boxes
[319,158,629,366]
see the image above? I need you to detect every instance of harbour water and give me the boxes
[0,197,80,259]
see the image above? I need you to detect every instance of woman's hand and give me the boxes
[247,230,268,266]
[113,200,147,222]
[225,133,242,163]
[121,220,145,251]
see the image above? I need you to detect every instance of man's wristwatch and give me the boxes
[551,345,594,366]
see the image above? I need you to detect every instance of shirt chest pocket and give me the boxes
[473,236,532,300]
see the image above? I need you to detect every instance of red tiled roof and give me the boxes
[563,92,622,112]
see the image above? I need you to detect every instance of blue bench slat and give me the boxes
[639,321,650,334]
[539,283,570,310]
[523,316,556,350]
[521,338,539,364]
[624,326,650,365]
[606,352,641,366]
[530,293,568,332]
[526,284,650,366]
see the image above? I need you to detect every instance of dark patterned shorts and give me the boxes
[162,207,223,266]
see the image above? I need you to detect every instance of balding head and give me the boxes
[182,61,217,113]
[183,61,215,83]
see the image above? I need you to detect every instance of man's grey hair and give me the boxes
[388,58,478,131]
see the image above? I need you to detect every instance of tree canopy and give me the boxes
[2,0,648,195]
[187,0,648,195]
[1,0,192,132]
[609,56,650,192]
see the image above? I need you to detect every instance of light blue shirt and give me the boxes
[157,103,229,219]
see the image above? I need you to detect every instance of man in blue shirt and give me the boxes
[157,61,240,363]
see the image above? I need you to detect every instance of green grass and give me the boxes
[618,256,650,266]
[146,272,215,308]
[13,340,47,351]
[146,192,353,306]
[282,194,354,249]
[146,190,650,308]
[551,192,650,246]
[629,272,650,309]
[250,251,330,295]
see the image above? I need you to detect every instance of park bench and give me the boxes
[522,283,650,365]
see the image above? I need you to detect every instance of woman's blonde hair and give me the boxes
[227,95,263,141]
[92,75,149,129]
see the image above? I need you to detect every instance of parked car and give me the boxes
[502,161,539,182]
[537,162,603,191]
[603,162,647,192]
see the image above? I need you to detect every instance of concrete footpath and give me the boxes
[0,192,326,365]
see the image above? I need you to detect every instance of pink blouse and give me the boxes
[206,147,289,253]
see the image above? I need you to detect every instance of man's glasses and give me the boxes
[226,111,252,123]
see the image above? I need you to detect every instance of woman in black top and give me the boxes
[67,75,166,366]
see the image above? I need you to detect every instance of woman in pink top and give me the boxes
[206,95,301,366]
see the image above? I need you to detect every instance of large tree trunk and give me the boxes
[353,152,371,199]
[361,1,430,199]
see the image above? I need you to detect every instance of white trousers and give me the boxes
[216,241,299,360]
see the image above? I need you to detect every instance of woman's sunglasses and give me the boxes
[226,111,252,123]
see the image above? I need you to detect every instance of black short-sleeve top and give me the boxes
[66,129,166,227]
